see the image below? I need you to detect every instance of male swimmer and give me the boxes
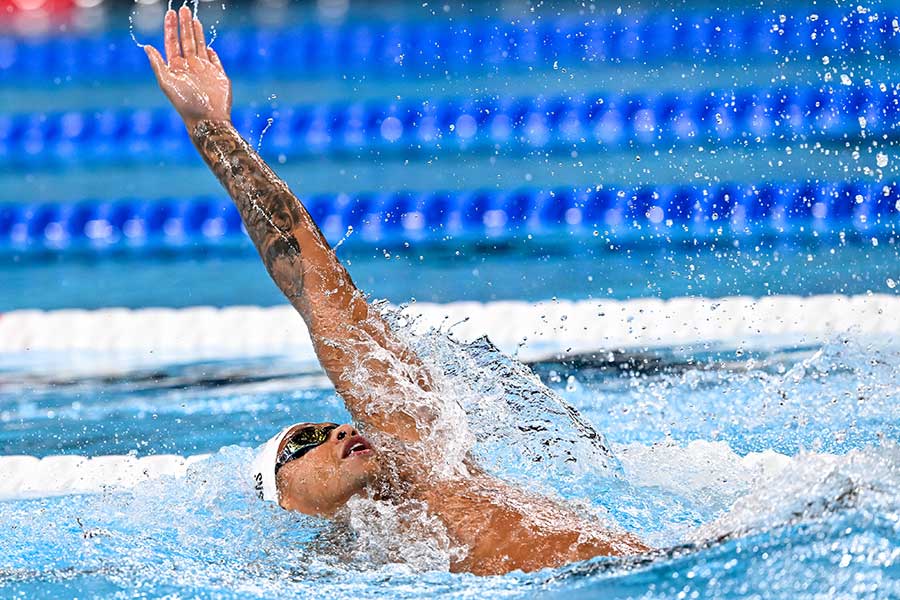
[145,8,649,575]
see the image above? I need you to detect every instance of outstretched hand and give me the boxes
[145,7,232,131]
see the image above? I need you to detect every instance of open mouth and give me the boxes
[341,435,373,459]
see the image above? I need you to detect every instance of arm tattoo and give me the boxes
[190,119,321,302]
[190,122,432,437]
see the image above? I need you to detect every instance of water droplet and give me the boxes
[256,117,274,152]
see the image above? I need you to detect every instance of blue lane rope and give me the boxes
[2,9,896,84]
[1,182,896,252]
[2,84,896,169]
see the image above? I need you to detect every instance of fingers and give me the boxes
[193,18,208,58]
[144,45,170,87]
[179,5,197,58]
[163,9,179,63]
[207,47,223,70]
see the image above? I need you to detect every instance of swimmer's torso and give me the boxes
[368,445,649,575]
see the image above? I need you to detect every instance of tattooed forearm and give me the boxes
[190,119,334,305]
[188,120,432,439]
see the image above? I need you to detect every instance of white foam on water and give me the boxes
[6,440,896,554]
[616,439,900,547]
[0,453,211,500]
[3,294,900,377]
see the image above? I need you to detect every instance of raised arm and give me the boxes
[145,8,430,441]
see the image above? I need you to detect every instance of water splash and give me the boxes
[367,305,622,499]
[207,3,228,47]
[129,0,221,51]
[333,225,355,250]
[127,7,146,49]
[256,117,274,152]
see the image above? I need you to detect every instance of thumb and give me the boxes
[144,45,168,84]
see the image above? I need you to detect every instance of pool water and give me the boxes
[3,231,900,311]
[1,329,897,598]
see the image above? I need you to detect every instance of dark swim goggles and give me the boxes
[274,423,338,474]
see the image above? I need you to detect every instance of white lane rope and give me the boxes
[1,294,898,370]
[0,453,210,500]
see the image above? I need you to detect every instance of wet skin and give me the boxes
[146,7,649,575]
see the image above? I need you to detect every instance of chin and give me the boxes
[342,453,380,485]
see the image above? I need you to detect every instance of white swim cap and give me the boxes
[250,423,306,504]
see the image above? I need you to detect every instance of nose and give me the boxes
[333,424,358,441]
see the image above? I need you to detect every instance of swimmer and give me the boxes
[145,8,649,575]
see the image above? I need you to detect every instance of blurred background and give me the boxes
[1,0,898,310]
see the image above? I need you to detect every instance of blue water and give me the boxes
[0,335,898,598]
[3,232,900,311]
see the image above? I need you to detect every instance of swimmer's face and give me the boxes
[275,423,379,517]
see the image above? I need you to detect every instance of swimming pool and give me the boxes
[3,0,900,596]
[1,329,898,598]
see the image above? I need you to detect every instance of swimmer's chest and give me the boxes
[413,475,596,575]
